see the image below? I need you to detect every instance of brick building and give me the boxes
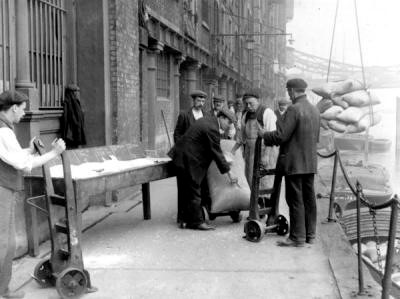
[0,0,293,256]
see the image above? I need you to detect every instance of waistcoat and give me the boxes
[0,119,24,191]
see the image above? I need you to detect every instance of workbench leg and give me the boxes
[142,183,151,220]
[24,200,39,257]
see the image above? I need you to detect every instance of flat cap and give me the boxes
[212,95,225,102]
[190,89,207,98]
[217,107,236,123]
[278,98,291,105]
[286,78,307,90]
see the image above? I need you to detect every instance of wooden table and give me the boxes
[24,144,175,256]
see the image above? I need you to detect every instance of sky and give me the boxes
[287,0,400,67]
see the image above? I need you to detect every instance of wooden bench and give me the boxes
[24,143,176,256]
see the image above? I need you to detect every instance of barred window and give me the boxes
[28,0,66,108]
[156,52,170,98]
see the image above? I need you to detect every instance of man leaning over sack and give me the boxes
[258,78,320,247]
[168,108,238,231]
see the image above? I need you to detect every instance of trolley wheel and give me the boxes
[230,211,243,223]
[275,215,289,236]
[33,259,55,287]
[244,220,265,242]
[56,267,88,299]
[202,206,210,222]
[333,203,343,219]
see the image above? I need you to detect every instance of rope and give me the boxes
[326,0,340,82]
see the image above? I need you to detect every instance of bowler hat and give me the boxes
[190,89,207,98]
[286,78,307,90]
[212,95,225,102]
[217,107,236,123]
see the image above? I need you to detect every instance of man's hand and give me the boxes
[257,122,267,138]
[51,138,66,155]
[28,137,36,154]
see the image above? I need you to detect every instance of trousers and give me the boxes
[0,186,17,295]
[176,168,205,226]
[285,174,316,243]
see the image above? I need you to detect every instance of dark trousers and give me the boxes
[176,169,205,226]
[285,174,316,243]
[0,187,17,295]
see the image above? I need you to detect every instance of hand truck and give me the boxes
[243,137,289,242]
[27,139,97,298]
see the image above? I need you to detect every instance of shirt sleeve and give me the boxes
[0,127,34,172]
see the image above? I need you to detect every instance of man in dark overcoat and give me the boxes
[173,89,210,226]
[173,89,207,143]
[168,108,238,230]
[259,78,320,247]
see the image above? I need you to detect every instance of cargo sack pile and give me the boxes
[313,79,381,133]
[207,139,251,213]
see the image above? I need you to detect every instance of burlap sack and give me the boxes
[207,139,250,213]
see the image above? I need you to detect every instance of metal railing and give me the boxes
[317,149,400,299]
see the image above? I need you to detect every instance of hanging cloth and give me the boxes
[61,84,87,148]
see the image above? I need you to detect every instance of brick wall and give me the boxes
[109,0,140,145]
[146,0,181,28]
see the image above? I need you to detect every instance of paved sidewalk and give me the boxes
[10,177,380,299]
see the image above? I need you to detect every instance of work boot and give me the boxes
[276,237,305,247]
[2,289,25,299]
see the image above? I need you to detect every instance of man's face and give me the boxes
[13,102,26,123]
[278,104,288,112]
[287,89,295,100]
[244,97,259,113]
[213,100,224,111]
[193,96,206,110]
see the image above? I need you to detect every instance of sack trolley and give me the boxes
[27,139,96,298]
[244,137,289,242]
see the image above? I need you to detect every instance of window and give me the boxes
[28,0,66,108]
[156,52,170,98]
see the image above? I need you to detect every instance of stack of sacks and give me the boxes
[313,79,381,133]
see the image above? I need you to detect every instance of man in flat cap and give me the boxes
[210,95,236,139]
[173,89,209,227]
[168,108,238,230]
[274,98,291,123]
[0,90,66,298]
[231,92,277,192]
[259,78,320,247]
[173,89,208,143]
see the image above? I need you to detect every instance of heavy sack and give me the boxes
[316,98,333,113]
[320,119,329,130]
[345,112,382,133]
[336,106,372,123]
[207,139,250,213]
[312,80,352,98]
[321,105,344,120]
[328,119,347,133]
[331,96,349,109]
[340,90,380,107]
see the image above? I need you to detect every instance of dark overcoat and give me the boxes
[263,95,320,175]
[173,108,207,143]
[168,116,230,184]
